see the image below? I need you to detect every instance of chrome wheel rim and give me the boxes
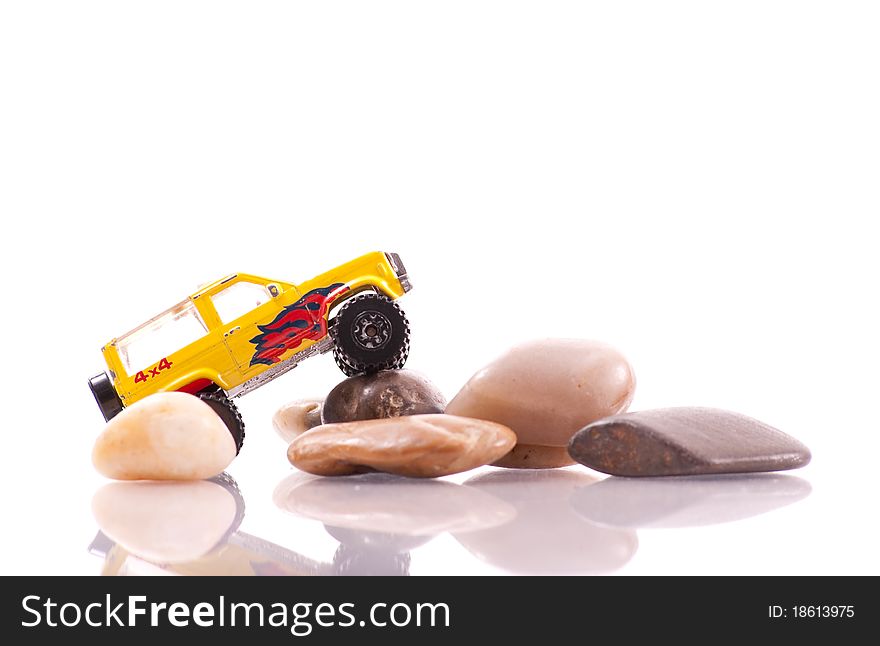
[352,311,392,350]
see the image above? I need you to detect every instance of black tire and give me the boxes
[330,293,410,376]
[198,389,246,454]
[333,348,358,376]
[88,372,124,422]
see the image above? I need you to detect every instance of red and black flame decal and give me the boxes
[249,283,349,367]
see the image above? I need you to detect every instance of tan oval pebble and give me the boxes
[446,339,635,456]
[287,414,516,478]
[492,444,577,469]
[91,480,238,563]
[92,392,237,481]
[273,398,324,443]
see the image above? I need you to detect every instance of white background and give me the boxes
[1,1,877,575]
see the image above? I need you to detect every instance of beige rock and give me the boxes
[492,444,577,469]
[446,339,635,455]
[273,398,324,443]
[91,480,238,563]
[287,414,516,478]
[92,392,237,481]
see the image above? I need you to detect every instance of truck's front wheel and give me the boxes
[330,293,410,376]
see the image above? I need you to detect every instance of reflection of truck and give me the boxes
[88,251,412,450]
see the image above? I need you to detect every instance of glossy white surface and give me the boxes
[4,381,879,575]
[1,1,878,575]
[84,465,818,576]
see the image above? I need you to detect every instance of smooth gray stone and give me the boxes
[568,407,811,477]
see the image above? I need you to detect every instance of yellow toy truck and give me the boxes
[88,251,412,451]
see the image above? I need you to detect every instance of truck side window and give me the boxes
[212,281,271,324]
[116,300,207,374]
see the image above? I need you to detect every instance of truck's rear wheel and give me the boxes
[88,372,124,422]
[330,293,410,376]
[198,389,246,454]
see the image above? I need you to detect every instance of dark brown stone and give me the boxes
[322,370,446,424]
[568,407,811,477]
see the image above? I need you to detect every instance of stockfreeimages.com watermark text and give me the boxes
[22,595,450,636]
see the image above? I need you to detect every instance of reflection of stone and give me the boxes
[274,473,517,576]
[323,525,432,552]
[332,542,411,576]
[92,480,239,564]
[273,472,516,536]
[446,339,635,466]
[90,475,324,576]
[454,470,638,574]
[572,474,811,529]
[324,527,430,577]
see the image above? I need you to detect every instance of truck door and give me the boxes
[210,280,282,373]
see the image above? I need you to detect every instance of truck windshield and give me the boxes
[116,299,207,374]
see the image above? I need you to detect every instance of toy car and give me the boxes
[88,251,412,451]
